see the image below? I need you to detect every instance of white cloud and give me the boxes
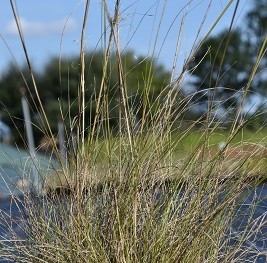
[4,17,77,37]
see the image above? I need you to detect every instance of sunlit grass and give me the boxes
[0,0,267,262]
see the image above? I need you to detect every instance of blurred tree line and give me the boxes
[188,0,267,125]
[0,0,266,145]
[0,51,172,145]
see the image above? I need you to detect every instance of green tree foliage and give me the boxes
[0,63,41,144]
[38,51,171,133]
[246,0,267,96]
[246,0,267,44]
[188,29,253,114]
[187,0,267,122]
[0,51,171,144]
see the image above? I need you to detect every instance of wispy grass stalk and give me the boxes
[0,1,266,262]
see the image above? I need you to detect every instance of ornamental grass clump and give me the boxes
[0,1,267,262]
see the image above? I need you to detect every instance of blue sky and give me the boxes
[0,0,249,75]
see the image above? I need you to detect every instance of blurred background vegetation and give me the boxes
[0,0,266,145]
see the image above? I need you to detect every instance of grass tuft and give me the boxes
[0,1,267,262]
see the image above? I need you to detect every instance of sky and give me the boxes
[0,0,250,76]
